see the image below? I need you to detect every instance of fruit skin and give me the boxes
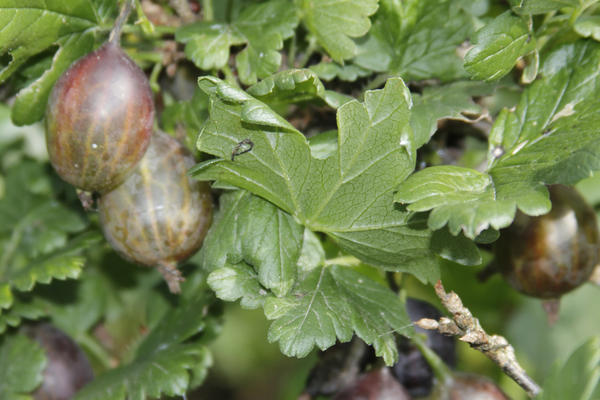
[392,298,456,397]
[494,184,599,298]
[46,41,154,193]
[433,373,509,400]
[332,367,412,400]
[98,131,213,292]
[23,323,94,400]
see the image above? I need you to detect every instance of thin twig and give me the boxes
[109,0,135,43]
[415,281,542,398]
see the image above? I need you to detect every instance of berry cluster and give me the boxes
[45,5,212,293]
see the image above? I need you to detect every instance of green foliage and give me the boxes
[75,291,215,400]
[0,0,98,125]
[0,157,100,315]
[464,11,535,81]
[537,337,600,400]
[176,0,299,84]
[396,42,600,238]
[265,264,413,365]
[2,0,600,398]
[0,334,46,399]
[193,76,452,283]
[355,0,473,81]
[296,0,378,62]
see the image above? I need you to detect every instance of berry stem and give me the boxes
[109,0,135,44]
[157,261,184,294]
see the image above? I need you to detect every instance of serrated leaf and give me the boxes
[538,337,600,400]
[207,262,268,309]
[464,11,535,81]
[0,334,46,399]
[264,264,413,365]
[75,343,210,400]
[0,0,98,125]
[176,0,299,84]
[248,68,351,109]
[410,81,491,148]
[355,0,473,81]
[310,61,371,82]
[194,76,447,283]
[0,295,47,334]
[6,231,101,292]
[297,0,378,62]
[574,16,600,41]
[510,0,580,14]
[75,294,215,400]
[201,190,303,297]
[395,41,600,238]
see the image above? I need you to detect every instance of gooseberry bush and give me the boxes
[1,0,600,399]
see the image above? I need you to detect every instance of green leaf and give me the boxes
[160,88,209,154]
[355,0,473,81]
[538,337,600,400]
[0,295,47,334]
[297,0,378,62]
[574,16,600,41]
[207,261,268,309]
[310,61,371,82]
[264,264,413,365]
[0,1,98,125]
[201,191,303,297]
[464,11,535,81]
[410,81,490,148]
[194,76,445,283]
[248,68,352,109]
[75,294,215,400]
[0,334,46,400]
[510,0,580,14]
[395,41,600,238]
[5,230,101,292]
[176,0,299,84]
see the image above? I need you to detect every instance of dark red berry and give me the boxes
[494,184,599,298]
[333,368,412,400]
[23,323,94,400]
[434,373,509,400]
[46,41,154,193]
[98,131,213,293]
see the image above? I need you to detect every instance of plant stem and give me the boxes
[297,36,318,68]
[203,0,214,21]
[109,0,135,43]
[222,64,239,87]
[77,332,115,370]
[412,332,454,385]
[149,62,163,92]
[134,0,155,35]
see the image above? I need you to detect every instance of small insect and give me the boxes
[231,138,254,161]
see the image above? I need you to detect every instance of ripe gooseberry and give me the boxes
[494,184,599,299]
[45,4,153,193]
[98,131,213,293]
